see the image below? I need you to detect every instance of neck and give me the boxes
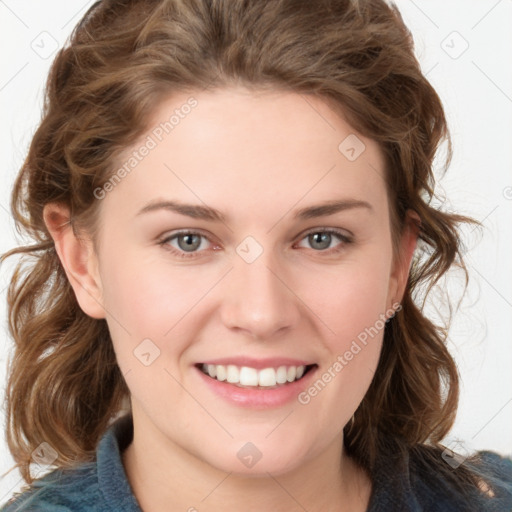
[121,412,371,512]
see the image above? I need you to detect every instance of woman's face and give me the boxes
[79,87,413,475]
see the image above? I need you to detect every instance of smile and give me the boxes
[197,363,316,389]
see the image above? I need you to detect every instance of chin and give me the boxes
[200,440,310,477]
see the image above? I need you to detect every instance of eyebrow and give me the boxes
[135,198,373,222]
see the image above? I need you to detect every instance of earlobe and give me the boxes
[43,203,106,319]
[388,210,420,309]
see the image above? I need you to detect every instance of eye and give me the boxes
[158,228,353,259]
[296,228,352,254]
[158,230,215,258]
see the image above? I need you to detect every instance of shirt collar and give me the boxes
[97,412,142,511]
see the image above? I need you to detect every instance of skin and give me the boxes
[44,86,418,511]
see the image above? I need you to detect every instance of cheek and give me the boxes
[295,264,389,430]
[295,245,392,411]
[303,253,392,345]
[100,249,209,331]
[97,256,178,367]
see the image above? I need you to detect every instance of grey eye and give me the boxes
[307,232,335,250]
[176,233,203,252]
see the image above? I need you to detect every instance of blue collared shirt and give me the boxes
[2,413,511,511]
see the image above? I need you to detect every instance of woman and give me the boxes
[1,0,511,510]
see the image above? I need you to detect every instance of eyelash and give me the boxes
[158,228,353,259]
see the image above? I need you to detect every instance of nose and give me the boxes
[219,249,301,340]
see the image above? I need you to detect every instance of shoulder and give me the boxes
[368,438,512,511]
[408,445,512,511]
[0,463,103,512]
[1,414,140,512]
[466,450,512,506]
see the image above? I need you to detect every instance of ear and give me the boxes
[387,209,420,310]
[43,203,106,319]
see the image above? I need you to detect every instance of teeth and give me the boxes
[276,366,288,384]
[200,363,308,387]
[226,365,239,383]
[258,368,276,387]
[287,366,297,382]
[240,366,259,386]
[216,365,226,381]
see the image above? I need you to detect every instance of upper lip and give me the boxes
[197,357,315,370]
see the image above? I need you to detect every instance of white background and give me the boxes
[1,0,511,504]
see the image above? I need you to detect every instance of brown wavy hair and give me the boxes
[1,0,484,495]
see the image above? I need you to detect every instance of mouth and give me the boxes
[195,363,318,390]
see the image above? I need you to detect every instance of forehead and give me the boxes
[102,87,387,222]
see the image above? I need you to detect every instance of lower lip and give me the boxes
[194,365,318,409]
